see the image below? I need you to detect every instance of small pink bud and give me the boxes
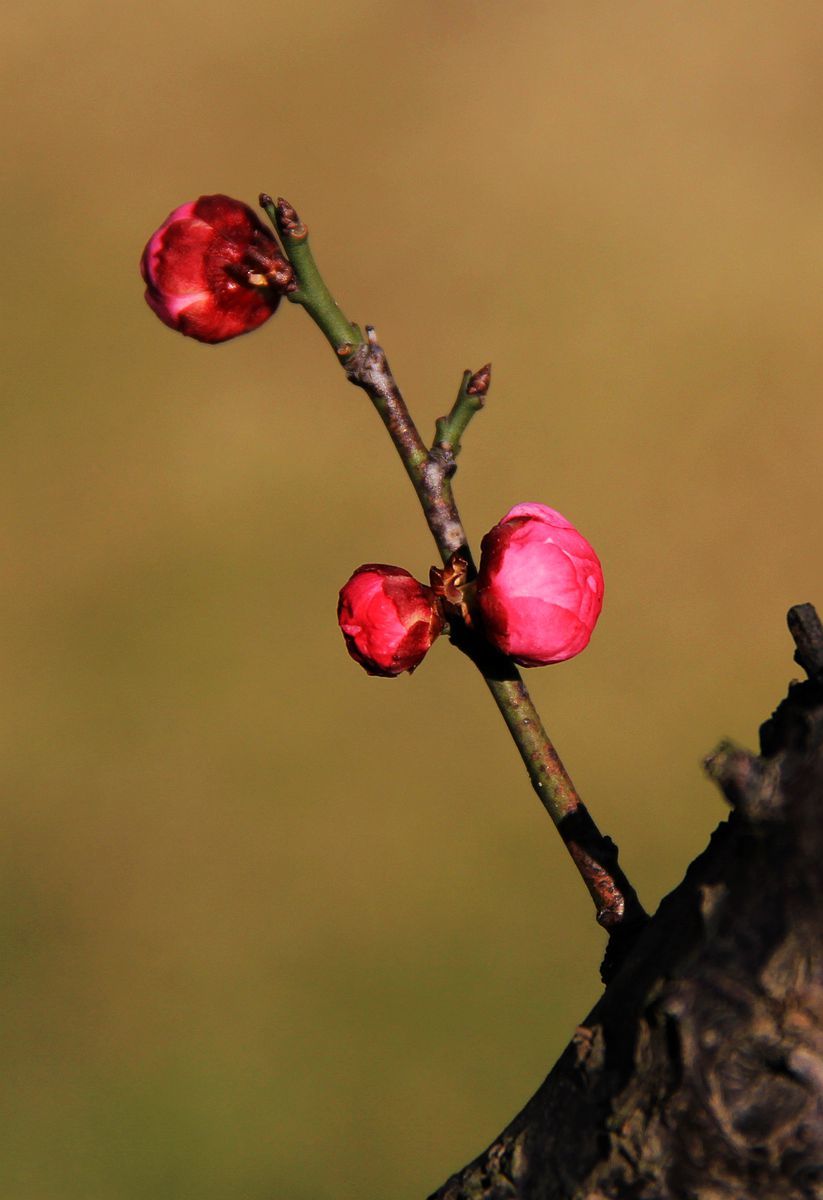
[476,503,604,667]
[140,194,293,344]
[338,565,444,677]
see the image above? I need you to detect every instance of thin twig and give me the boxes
[434,364,491,458]
[265,195,649,975]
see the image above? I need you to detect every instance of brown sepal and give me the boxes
[430,553,474,624]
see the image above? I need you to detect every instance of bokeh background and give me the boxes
[4,2,823,1196]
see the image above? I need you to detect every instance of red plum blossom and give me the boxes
[338,565,444,677]
[140,195,292,343]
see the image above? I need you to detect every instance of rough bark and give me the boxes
[430,605,823,1200]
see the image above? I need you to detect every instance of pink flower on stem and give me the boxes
[476,503,604,667]
[140,194,293,344]
[338,565,444,677]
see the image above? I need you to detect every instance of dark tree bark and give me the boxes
[430,605,823,1200]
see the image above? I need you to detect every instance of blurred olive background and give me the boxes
[3,2,823,1197]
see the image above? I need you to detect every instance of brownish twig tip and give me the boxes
[275,197,307,240]
[467,363,492,397]
[259,193,274,209]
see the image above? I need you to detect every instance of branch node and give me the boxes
[343,335,387,389]
[426,443,457,483]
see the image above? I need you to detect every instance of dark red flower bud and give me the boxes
[140,195,293,344]
[338,565,444,677]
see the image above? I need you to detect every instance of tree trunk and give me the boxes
[429,605,823,1200]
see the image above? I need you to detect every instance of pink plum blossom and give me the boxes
[338,565,444,677]
[476,503,604,667]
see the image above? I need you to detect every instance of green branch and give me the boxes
[434,364,491,456]
[260,194,362,355]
